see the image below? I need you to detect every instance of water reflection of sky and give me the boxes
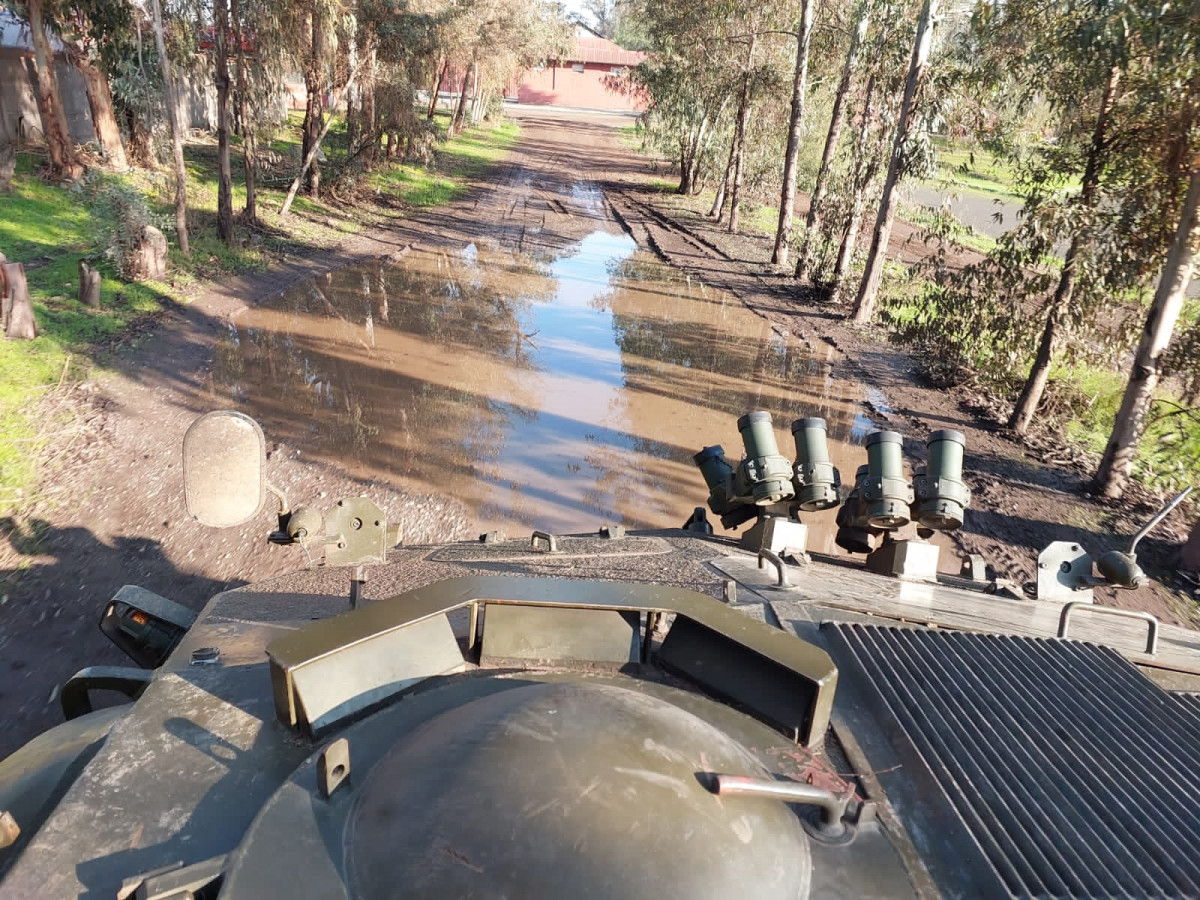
[532,231,636,388]
[213,228,874,537]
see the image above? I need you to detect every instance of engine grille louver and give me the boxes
[825,624,1200,899]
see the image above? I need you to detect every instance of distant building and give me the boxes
[513,25,645,113]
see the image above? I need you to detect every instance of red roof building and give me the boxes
[513,25,645,112]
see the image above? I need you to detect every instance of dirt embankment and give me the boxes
[0,107,1195,760]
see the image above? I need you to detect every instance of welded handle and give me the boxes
[530,531,558,553]
[60,666,153,720]
[1057,602,1159,656]
[709,774,847,834]
[758,549,790,587]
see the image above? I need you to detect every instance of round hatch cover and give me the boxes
[346,681,812,899]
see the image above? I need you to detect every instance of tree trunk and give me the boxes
[346,89,357,151]
[2,263,38,340]
[1008,64,1121,433]
[469,63,481,123]
[26,0,80,180]
[75,55,128,169]
[428,58,447,120]
[796,3,869,282]
[302,5,326,197]
[0,256,9,330]
[78,260,101,307]
[829,74,880,303]
[677,113,712,195]
[282,66,359,217]
[770,0,816,266]
[450,60,476,135]
[231,0,256,224]
[363,38,377,167]
[710,136,736,220]
[150,0,189,255]
[1093,170,1200,497]
[851,0,938,324]
[727,39,756,235]
[214,0,233,244]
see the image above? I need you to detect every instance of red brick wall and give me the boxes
[515,62,643,112]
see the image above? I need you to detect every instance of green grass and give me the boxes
[925,138,1025,204]
[900,202,998,255]
[370,121,519,206]
[1061,366,1200,496]
[0,114,519,512]
[0,155,176,505]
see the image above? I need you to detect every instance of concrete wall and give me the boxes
[0,46,220,150]
[0,48,96,145]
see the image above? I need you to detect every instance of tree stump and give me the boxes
[0,144,14,192]
[78,260,102,308]
[0,255,8,331]
[1181,518,1200,572]
[1,262,38,340]
[124,225,168,280]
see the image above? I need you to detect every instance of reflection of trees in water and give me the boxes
[211,256,552,491]
[610,312,830,414]
[348,252,558,368]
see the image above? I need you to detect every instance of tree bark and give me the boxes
[830,75,882,303]
[796,3,869,282]
[727,39,756,235]
[75,55,128,169]
[709,135,736,221]
[677,113,712,195]
[428,58,448,120]
[851,0,938,324]
[362,37,377,167]
[214,0,233,244]
[1008,64,1121,433]
[151,0,189,255]
[2,263,38,340]
[770,0,816,266]
[302,5,326,197]
[469,63,481,123]
[450,60,476,135]
[282,66,359,217]
[1092,169,1200,497]
[231,0,256,224]
[26,0,80,180]
[78,260,101,307]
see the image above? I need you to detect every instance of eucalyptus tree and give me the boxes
[794,0,871,282]
[1093,167,1200,498]
[848,0,938,324]
[793,0,918,301]
[623,0,793,197]
[12,0,81,179]
[769,0,815,265]
[150,0,188,253]
[48,0,132,169]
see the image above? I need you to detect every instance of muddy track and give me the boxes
[0,107,1194,762]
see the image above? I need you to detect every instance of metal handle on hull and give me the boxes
[709,774,847,836]
[1058,602,1159,656]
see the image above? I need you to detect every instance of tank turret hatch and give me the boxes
[221,682,814,899]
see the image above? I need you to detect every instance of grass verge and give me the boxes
[0,114,519,511]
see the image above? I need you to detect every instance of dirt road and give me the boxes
[1,106,1193,760]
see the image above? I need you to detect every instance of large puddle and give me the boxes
[212,229,879,552]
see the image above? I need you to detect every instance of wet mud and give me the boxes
[213,230,876,551]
